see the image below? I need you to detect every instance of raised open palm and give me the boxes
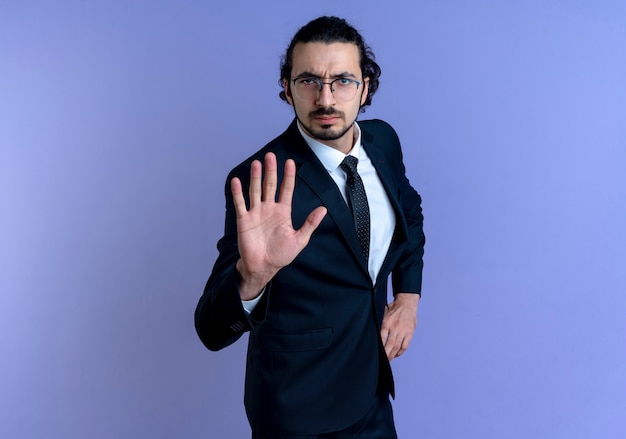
[231,152,327,300]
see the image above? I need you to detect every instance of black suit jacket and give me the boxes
[195,119,425,435]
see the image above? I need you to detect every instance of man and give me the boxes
[195,16,425,438]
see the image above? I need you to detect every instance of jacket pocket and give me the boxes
[260,328,332,352]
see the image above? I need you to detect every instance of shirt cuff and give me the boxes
[242,288,265,314]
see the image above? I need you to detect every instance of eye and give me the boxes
[298,78,318,86]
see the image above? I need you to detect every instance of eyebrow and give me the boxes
[293,71,358,79]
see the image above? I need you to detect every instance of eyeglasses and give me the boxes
[291,77,362,102]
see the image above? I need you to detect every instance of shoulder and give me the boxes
[359,119,403,158]
[359,119,397,135]
[225,120,302,184]
[359,119,401,145]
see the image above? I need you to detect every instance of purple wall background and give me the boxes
[2,1,625,438]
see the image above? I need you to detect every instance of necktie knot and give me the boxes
[340,155,359,175]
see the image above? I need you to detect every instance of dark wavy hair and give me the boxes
[278,16,381,112]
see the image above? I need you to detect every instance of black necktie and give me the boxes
[340,155,370,262]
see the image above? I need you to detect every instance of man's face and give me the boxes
[284,42,369,153]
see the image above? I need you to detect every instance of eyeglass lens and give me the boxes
[294,78,359,101]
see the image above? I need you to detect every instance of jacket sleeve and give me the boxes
[194,169,270,351]
[382,121,426,296]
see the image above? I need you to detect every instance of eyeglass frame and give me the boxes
[289,76,363,101]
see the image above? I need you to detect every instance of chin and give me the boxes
[312,122,353,141]
[296,114,353,142]
[312,128,344,141]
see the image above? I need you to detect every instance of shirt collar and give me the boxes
[297,121,363,173]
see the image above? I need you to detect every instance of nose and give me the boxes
[316,82,335,107]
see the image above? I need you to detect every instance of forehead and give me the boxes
[290,42,361,76]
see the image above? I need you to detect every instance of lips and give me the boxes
[315,116,340,124]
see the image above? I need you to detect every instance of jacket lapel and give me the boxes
[360,126,409,244]
[360,125,411,285]
[284,121,370,274]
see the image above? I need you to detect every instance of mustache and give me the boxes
[310,107,343,118]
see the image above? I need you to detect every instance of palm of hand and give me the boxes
[232,153,327,296]
[237,198,307,276]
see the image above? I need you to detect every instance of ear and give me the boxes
[360,77,370,107]
[283,79,294,106]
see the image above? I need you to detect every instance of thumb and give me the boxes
[296,206,327,244]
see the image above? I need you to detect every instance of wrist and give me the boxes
[236,259,270,301]
[394,292,420,307]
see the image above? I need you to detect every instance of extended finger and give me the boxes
[231,177,247,218]
[263,152,278,202]
[248,159,263,208]
[295,206,327,247]
[277,159,296,206]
